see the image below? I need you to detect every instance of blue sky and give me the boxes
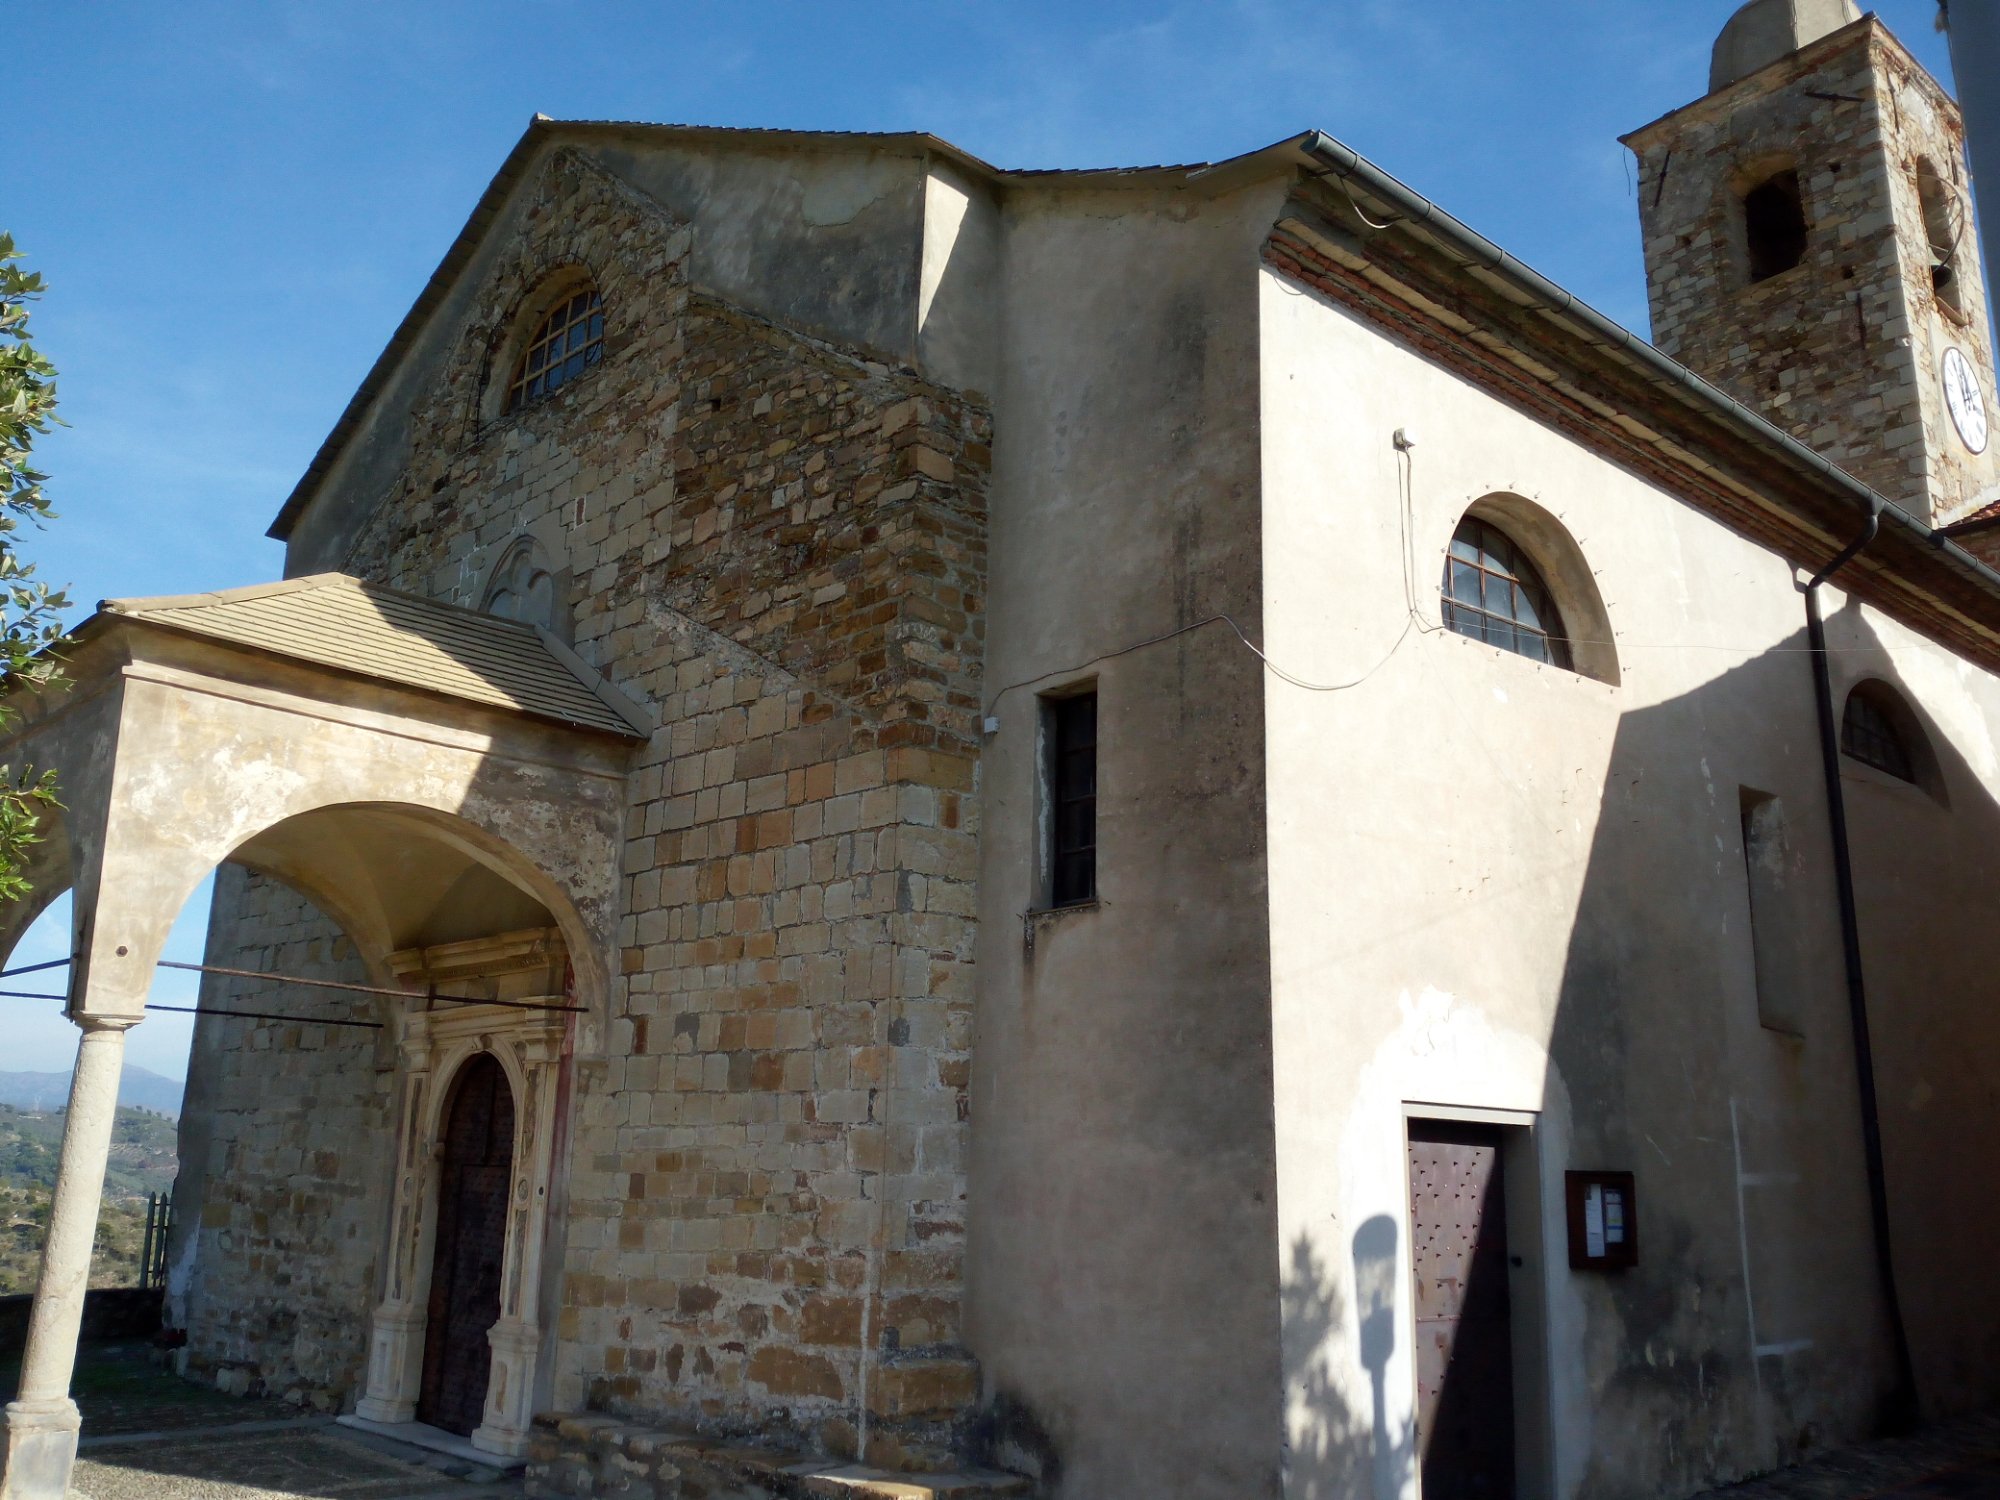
[8,0,1963,1084]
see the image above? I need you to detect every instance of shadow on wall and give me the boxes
[1282,1224,1412,1500]
[1279,592,2000,1499]
[1537,596,2000,1491]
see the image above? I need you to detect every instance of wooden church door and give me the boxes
[417,1053,516,1436]
[1408,1120,1517,1500]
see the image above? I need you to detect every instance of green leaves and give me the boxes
[0,233,59,530]
[0,233,70,899]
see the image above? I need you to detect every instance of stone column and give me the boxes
[471,1027,563,1458]
[355,1033,434,1425]
[0,1015,139,1500]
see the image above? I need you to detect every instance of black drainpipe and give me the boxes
[1804,500,1917,1432]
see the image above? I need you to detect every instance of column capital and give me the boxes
[71,1013,142,1036]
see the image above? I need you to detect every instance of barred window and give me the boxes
[506,286,605,412]
[1442,517,1571,669]
[1044,690,1097,908]
[1842,688,1916,783]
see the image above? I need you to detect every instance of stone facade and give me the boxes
[186,144,991,1467]
[1624,17,2000,524]
[170,866,388,1409]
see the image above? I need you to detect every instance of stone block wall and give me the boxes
[184,144,992,1465]
[172,865,391,1409]
[1626,22,2000,523]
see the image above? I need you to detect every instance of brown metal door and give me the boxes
[418,1053,515,1437]
[1409,1121,1516,1500]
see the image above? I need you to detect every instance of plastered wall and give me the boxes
[963,175,1288,1499]
[1260,263,2000,1500]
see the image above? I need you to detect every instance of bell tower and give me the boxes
[1622,0,2000,526]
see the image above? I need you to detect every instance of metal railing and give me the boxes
[138,1191,171,1291]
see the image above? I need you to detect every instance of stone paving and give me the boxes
[1691,1412,2000,1499]
[1,1343,520,1500]
[20,1340,2000,1499]
[73,1422,520,1500]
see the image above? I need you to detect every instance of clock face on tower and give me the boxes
[1942,346,1989,455]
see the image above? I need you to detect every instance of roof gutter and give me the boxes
[1802,503,1920,1433]
[1299,130,2000,593]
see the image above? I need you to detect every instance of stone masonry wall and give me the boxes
[173,865,391,1409]
[299,146,990,1467]
[1626,23,2000,524]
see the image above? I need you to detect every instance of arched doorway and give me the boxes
[417,1053,517,1437]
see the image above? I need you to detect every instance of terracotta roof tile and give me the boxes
[1948,495,2000,530]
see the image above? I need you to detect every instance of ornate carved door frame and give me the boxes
[353,929,570,1458]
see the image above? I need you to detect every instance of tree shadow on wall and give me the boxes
[1281,1219,1414,1500]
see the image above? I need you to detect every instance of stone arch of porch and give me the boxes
[0,574,646,1499]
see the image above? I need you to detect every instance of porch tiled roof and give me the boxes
[100,573,648,737]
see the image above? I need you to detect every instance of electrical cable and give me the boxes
[983,432,1952,717]
[1306,164,1403,232]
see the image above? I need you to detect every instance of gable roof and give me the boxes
[264,113,2000,671]
[265,116,1295,543]
[99,573,649,738]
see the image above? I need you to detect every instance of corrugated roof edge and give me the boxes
[97,571,654,738]
[264,115,1288,544]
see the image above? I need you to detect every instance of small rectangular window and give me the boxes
[1739,787,1803,1035]
[1044,690,1097,908]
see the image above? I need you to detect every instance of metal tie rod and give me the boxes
[0,989,382,1030]
[143,1002,382,1031]
[0,957,72,980]
[155,959,585,1014]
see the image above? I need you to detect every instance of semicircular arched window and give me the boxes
[1441,516,1571,669]
[1841,684,1917,783]
[505,284,605,413]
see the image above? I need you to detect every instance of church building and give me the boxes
[8,3,2000,1499]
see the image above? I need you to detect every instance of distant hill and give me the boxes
[0,1102,178,1295]
[0,1103,177,1198]
[0,1066,184,1118]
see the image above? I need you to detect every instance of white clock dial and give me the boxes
[1942,346,1989,455]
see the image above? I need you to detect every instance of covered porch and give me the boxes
[0,574,646,1500]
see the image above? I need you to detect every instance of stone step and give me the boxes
[526,1412,1034,1500]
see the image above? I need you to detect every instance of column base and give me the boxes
[472,1316,539,1458]
[1,1398,81,1500]
[352,1395,417,1424]
[469,1421,532,1460]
